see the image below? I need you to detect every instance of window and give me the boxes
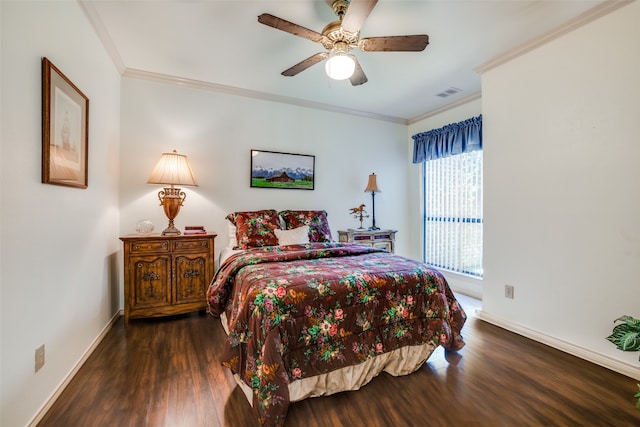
[423,150,483,278]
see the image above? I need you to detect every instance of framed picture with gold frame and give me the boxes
[41,57,89,188]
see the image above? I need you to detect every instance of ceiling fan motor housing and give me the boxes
[322,20,359,51]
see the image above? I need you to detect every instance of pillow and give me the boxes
[227,221,238,248]
[279,210,333,242]
[225,209,280,249]
[274,226,310,246]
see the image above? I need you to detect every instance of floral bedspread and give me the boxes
[207,242,466,427]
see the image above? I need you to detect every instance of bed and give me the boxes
[206,209,466,427]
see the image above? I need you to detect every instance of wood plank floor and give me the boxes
[38,295,639,427]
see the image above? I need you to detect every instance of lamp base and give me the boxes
[161,223,181,236]
[368,226,380,231]
[158,187,186,236]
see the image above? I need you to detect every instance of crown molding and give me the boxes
[407,92,482,125]
[78,0,126,74]
[122,69,408,125]
[475,0,634,75]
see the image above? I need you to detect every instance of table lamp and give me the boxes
[147,150,198,235]
[364,173,380,230]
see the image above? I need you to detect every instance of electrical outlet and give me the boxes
[504,285,515,299]
[35,344,45,372]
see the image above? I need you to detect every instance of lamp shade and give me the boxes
[364,173,380,193]
[147,150,198,187]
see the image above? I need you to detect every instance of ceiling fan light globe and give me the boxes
[325,54,355,80]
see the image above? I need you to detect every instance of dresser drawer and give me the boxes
[173,238,211,252]
[129,240,170,253]
[374,233,393,240]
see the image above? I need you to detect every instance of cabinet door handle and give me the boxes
[184,269,201,278]
[142,271,160,282]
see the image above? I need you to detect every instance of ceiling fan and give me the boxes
[258,0,429,86]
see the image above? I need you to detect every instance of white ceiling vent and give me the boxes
[436,87,461,98]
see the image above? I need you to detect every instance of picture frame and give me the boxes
[41,57,89,188]
[250,149,315,190]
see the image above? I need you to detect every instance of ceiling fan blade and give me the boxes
[349,58,368,86]
[282,52,329,77]
[258,13,325,44]
[341,0,378,34]
[359,35,429,52]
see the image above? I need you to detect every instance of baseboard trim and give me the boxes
[441,271,483,300]
[476,310,640,381]
[449,283,482,301]
[27,310,123,427]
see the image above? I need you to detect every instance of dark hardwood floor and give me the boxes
[38,296,639,427]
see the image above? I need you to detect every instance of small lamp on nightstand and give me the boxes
[364,173,381,230]
[147,150,198,235]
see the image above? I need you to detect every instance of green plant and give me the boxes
[606,315,640,410]
[606,315,640,358]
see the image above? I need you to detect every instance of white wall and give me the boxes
[407,98,483,298]
[119,77,411,272]
[481,1,640,375]
[0,2,121,426]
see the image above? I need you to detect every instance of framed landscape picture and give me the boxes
[250,150,315,190]
[41,57,89,188]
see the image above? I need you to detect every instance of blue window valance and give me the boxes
[412,115,482,163]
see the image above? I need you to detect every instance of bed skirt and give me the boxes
[220,313,437,405]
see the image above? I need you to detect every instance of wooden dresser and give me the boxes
[120,233,216,325]
[338,229,397,253]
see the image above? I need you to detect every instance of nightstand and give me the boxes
[120,233,216,325]
[338,229,397,253]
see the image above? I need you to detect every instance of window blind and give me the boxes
[423,150,483,277]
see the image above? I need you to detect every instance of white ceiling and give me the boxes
[81,0,619,123]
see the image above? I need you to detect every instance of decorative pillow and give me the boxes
[225,209,280,249]
[279,210,333,242]
[274,226,310,246]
